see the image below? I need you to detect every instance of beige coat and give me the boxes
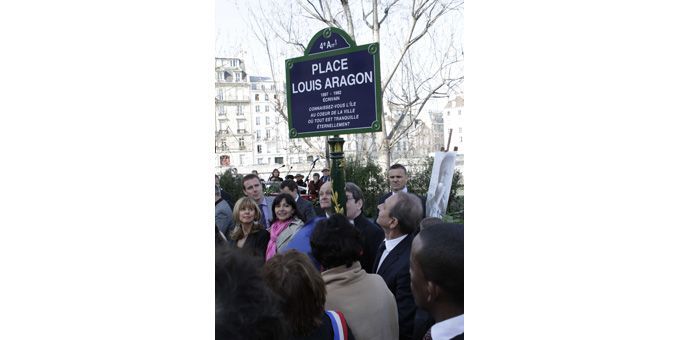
[275,217,304,252]
[323,262,399,340]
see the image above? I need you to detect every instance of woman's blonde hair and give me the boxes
[229,197,264,241]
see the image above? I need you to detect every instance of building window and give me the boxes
[459,127,463,133]
[236,105,243,115]
[265,116,270,125]
[274,94,278,100]
[239,154,244,165]
[265,94,269,101]
[274,156,284,164]
[256,105,260,113]
[257,158,263,165]
[239,138,245,150]
[266,130,271,139]
[257,145,262,153]
[235,72,241,82]
[256,130,261,140]
[265,106,269,112]
[255,94,260,101]
[307,155,314,162]
[256,117,260,125]
[458,109,462,115]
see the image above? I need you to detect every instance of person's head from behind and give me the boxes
[242,173,264,202]
[376,191,423,236]
[418,216,444,234]
[262,250,326,336]
[310,214,362,270]
[279,179,299,197]
[272,193,299,222]
[410,223,464,318]
[387,163,409,192]
[345,182,365,220]
[215,247,288,340]
[318,181,333,210]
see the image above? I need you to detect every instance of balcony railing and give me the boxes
[215,96,249,103]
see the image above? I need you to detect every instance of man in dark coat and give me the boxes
[376,164,426,221]
[410,223,464,340]
[345,182,384,274]
[375,191,423,340]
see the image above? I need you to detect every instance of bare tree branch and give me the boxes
[340,0,355,39]
[379,0,401,26]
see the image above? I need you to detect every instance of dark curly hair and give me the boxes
[215,247,288,340]
[310,214,362,269]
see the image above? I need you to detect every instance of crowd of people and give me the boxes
[215,163,463,340]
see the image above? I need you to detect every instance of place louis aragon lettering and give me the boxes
[291,57,373,94]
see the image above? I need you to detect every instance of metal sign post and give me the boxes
[286,27,382,215]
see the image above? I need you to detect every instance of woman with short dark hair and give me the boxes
[311,214,399,340]
[265,193,304,260]
[263,250,355,340]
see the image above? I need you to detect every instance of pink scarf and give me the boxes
[265,219,292,260]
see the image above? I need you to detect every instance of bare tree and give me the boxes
[232,0,463,168]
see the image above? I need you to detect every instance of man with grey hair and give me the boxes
[345,182,384,273]
[375,191,423,340]
[314,180,334,217]
[215,185,233,234]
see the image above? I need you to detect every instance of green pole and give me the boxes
[328,135,346,216]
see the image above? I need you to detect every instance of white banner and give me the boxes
[425,151,457,218]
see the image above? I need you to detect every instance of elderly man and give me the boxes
[314,180,334,216]
[280,179,316,223]
[377,164,426,219]
[345,182,384,274]
[410,223,464,340]
[242,173,274,230]
[375,191,423,340]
